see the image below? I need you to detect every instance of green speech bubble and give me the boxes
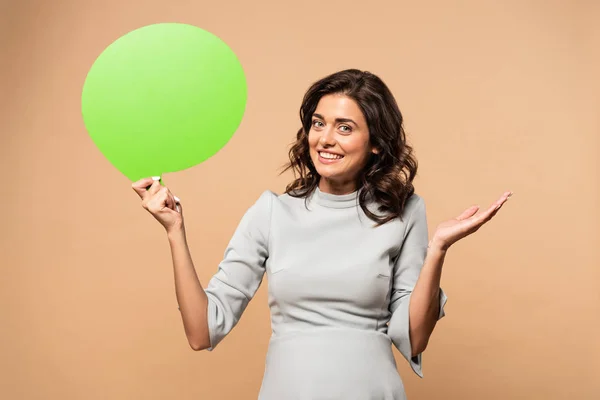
[82,23,247,182]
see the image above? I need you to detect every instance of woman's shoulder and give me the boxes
[249,190,278,212]
[254,189,291,203]
[404,192,425,210]
[369,192,425,226]
[398,192,426,223]
[259,188,309,206]
[366,190,425,219]
[256,189,279,202]
[251,189,294,211]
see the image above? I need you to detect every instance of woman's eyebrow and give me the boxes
[313,113,358,126]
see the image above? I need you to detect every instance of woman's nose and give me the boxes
[319,128,336,146]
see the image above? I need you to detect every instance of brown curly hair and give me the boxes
[280,69,418,226]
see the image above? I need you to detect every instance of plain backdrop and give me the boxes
[1,0,599,399]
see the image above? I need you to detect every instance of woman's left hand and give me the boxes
[430,191,513,251]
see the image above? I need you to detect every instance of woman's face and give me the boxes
[308,94,378,195]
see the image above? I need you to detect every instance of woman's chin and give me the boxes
[316,172,346,185]
[315,167,339,179]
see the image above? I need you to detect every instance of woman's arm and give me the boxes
[131,177,211,351]
[408,190,512,356]
[407,242,446,357]
[132,177,273,353]
[168,226,211,351]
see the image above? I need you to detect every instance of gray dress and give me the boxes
[204,187,447,399]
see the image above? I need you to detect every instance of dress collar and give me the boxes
[312,186,360,209]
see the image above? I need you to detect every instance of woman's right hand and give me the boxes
[132,177,183,234]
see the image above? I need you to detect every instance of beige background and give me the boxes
[1,0,599,399]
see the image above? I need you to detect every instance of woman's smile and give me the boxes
[318,151,345,164]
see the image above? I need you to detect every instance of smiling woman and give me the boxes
[133,68,511,400]
[309,95,377,194]
[282,69,417,226]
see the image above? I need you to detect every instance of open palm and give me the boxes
[431,191,513,251]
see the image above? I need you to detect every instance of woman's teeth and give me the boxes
[319,152,343,160]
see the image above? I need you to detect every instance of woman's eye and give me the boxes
[339,125,352,133]
[312,120,324,128]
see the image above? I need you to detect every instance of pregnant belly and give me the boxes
[258,328,406,400]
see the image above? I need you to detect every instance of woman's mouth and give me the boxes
[318,151,344,164]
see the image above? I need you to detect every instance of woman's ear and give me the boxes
[371,146,380,154]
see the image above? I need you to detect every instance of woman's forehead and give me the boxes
[314,94,365,122]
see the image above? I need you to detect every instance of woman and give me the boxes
[132,69,512,399]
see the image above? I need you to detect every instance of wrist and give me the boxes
[166,224,186,241]
[428,237,449,253]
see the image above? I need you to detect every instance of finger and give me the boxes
[456,205,479,221]
[146,178,162,196]
[152,193,178,217]
[163,192,182,216]
[165,190,179,212]
[147,176,162,189]
[157,187,173,210]
[165,191,176,211]
[161,187,181,214]
[497,191,512,205]
[474,193,511,224]
[490,191,513,213]
[174,195,182,214]
[473,205,497,225]
[148,186,170,212]
[131,177,156,199]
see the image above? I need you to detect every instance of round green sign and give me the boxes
[82,23,247,181]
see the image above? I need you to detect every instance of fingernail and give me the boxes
[174,196,181,203]
[152,176,161,181]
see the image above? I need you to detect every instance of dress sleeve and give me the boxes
[203,191,273,351]
[387,195,448,378]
